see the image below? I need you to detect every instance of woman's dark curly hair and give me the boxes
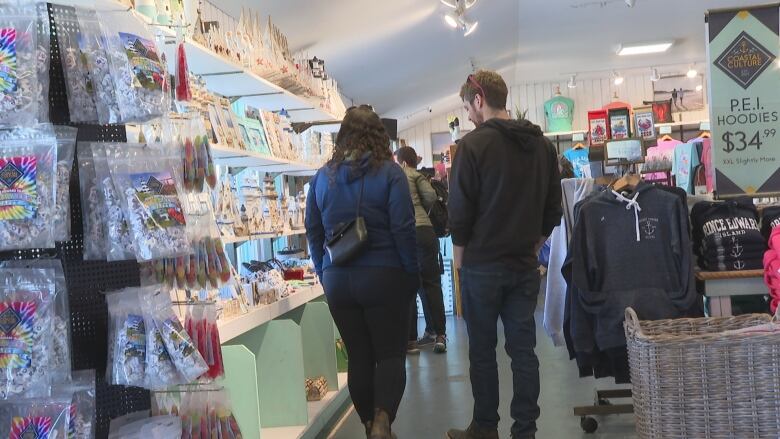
[328,105,392,175]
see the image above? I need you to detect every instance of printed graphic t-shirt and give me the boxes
[563,147,591,178]
[673,142,701,194]
[645,138,683,181]
[545,96,574,133]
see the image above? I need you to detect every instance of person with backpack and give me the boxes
[394,146,448,354]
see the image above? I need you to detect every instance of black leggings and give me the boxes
[323,267,417,424]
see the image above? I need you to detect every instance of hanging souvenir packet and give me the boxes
[51,370,96,439]
[92,145,136,262]
[0,397,69,439]
[0,268,56,399]
[136,286,182,391]
[54,6,98,124]
[0,260,71,384]
[105,289,146,387]
[77,142,107,261]
[76,7,121,125]
[0,3,39,128]
[97,10,169,123]
[105,144,191,261]
[0,126,57,251]
[53,126,77,242]
[142,289,208,383]
[185,304,224,380]
[35,3,50,124]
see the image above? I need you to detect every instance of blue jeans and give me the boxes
[461,265,540,437]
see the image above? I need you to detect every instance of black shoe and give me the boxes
[434,335,447,353]
[417,331,436,346]
[446,422,498,439]
[407,341,421,355]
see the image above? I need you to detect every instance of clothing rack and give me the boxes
[573,388,634,433]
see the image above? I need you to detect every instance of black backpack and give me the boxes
[426,178,450,238]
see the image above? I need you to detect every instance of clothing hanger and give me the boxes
[573,142,585,150]
[659,134,674,142]
[555,86,562,96]
[699,131,711,139]
[612,173,641,193]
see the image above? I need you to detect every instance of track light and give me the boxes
[444,13,458,28]
[441,0,478,9]
[568,75,577,88]
[613,71,624,86]
[650,68,660,82]
[696,85,703,92]
[463,20,478,36]
[687,65,698,78]
[440,0,457,8]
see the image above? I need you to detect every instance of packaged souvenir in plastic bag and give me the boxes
[93,145,136,261]
[97,11,169,123]
[52,370,96,439]
[106,144,191,261]
[185,303,224,381]
[137,287,181,390]
[142,290,208,383]
[0,268,55,399]
[35,3,50,123]
[0,127,57,251]
[175,41,191,102]
[54,6,98,124]
[0,397,69,439]
[53,126,77,242]
[105,289,146,387]
[77,8,121,125]
[77,142,107,260]
[0,260,71,384]
[0,3,39,128]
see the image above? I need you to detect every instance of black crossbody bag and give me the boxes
[326,177,369,266]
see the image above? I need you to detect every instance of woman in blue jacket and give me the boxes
[305,105,419,438]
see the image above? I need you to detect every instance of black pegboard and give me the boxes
[0,4,150,438]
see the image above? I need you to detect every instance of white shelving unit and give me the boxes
[218,284,324,343]
[210,144,319,174]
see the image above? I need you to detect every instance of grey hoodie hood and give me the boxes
[482,118,545,151]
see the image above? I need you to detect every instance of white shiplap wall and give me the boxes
[399,71,709,164]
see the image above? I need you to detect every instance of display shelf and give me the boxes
[157,36,341,123]
[218,284,324,343]
[261,373,349,439]
[543,129,588,138]
[210,144,319,173]
[221,229,306,246]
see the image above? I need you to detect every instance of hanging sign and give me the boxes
[707,4,780,198]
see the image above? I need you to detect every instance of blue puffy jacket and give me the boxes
[305,154,418,279]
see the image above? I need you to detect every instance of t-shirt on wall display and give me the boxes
[544,94,575,133]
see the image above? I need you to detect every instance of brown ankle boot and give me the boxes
[369,408,393,438]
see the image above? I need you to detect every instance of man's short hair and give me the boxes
[459,70,508,110]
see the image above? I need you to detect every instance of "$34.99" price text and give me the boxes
[722,129,777,153]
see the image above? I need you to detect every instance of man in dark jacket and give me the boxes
[446,70,562,439]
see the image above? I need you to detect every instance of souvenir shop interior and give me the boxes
[1,0,780,438]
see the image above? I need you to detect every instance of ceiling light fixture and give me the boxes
[463,20,478,36]
[650,68,661,82]
[444,13,458,28]
[613,71,624,86]
[442,1,479,36]
[687,65,698,78]
[568,75,577,88]
[617,41,674,56]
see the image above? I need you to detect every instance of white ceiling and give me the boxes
[222,0,746,121]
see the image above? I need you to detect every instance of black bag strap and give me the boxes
[356,176,365,217]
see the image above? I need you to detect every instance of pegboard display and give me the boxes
[0,4,150,438]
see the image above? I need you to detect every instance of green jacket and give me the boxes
[402,166,437,228]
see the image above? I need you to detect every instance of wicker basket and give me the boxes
[624,307,780,439]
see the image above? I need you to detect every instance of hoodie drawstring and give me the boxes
[612,190,642,242]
